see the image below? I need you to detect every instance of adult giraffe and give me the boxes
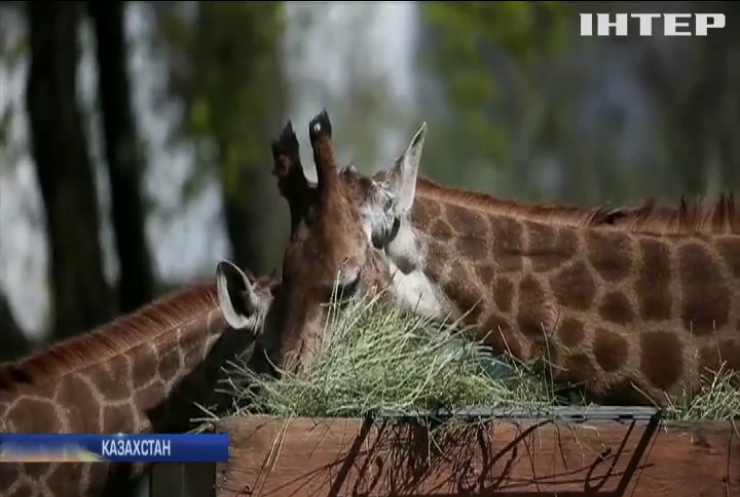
[0,267,276,497]
[221,109,740,407]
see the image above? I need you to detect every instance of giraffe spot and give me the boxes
[516,275,554,340]
[634,238,672,322]
[411,197,441,226]
[442,263,485,323]
[698,340,740,377]
[640,331,683,391]
[6,397,62,433]
[134,379,166,412]
[56,375,101,432]
[593,328,629,372]
[424,243,447,283]
[132,343,159,389]
[456,235,489,262]
[600,378,654,405]
[529,338,561,374]
[556,317,585,347]
[446,204,488,238]
[678,242,730,335]
[89,354,131,402]
[586,230,634,282]
[158,347,183,381]
[480,314,522,358]
[493,277,514,313]
[550,261,596,311]
[717,236,740,278]
[491,217,524,272]
[475,264,496,286]
[103,404,133,433]
[183,341,207,370]
[599,292,635,325]
[43,464,86,494]
[561,353,597,386]
[526,222,579,272]
[429,219,455,241]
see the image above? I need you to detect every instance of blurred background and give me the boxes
[1,1,738,361]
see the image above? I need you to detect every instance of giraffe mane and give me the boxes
[0,282,220,391]
[411,176,739,234]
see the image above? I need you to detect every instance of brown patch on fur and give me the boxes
[561,353,597,386]
[480,314,522,358]
[599,378,655,405]
[131,343,158,390]
[446,204,488,238]
[516,276,554,340]
[593,328,629,372]
[640,331,683,390]
[586,231,634,282]
[410,197,442,227]
[635,238,672,321]
[490,217,524,272]
[443,263,484,323]
[456,236,489,262]
[492,277,514,313]
[5,396,63,432]
[56,375,102,432]
[526,222,579,273]
[475,264,496,287]
[0,283,220,391]
[698,340,740,377]
[678,243,730,335]
[599,292,635,325]
[550,261,597,311]
[429,218,455,241]
[556,317,585,348]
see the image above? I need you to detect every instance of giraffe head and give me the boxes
[217,110,397,374]
[270,110,441,320]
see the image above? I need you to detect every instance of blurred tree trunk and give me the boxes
[26,1,114,340]
[0,289,30,362]
[155,2,289,274]
[88,1,155,313]
[199,3,287,274]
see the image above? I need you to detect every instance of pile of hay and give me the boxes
[217,291,738,422]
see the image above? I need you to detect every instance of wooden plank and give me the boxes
[215,415,739,497]
[150,462,215,497]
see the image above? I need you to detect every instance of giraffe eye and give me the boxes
[334,271,361,302]
[371,217,401,249]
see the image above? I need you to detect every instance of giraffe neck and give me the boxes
[0,283,253,497]
[387,194,740,405]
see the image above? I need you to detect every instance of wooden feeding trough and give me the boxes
[150,407,739,497]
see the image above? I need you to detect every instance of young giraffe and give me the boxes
[241,110,740,406]
[219,113,395,378]
[0,266,276,497]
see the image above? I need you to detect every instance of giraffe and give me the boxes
[217,111,397,380]
[237,109,740,406]
[0,266,276,497]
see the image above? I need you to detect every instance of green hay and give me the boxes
[219,289,738,422]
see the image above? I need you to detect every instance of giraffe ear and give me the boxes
[383,122,426,215]
[216,260,260,330]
